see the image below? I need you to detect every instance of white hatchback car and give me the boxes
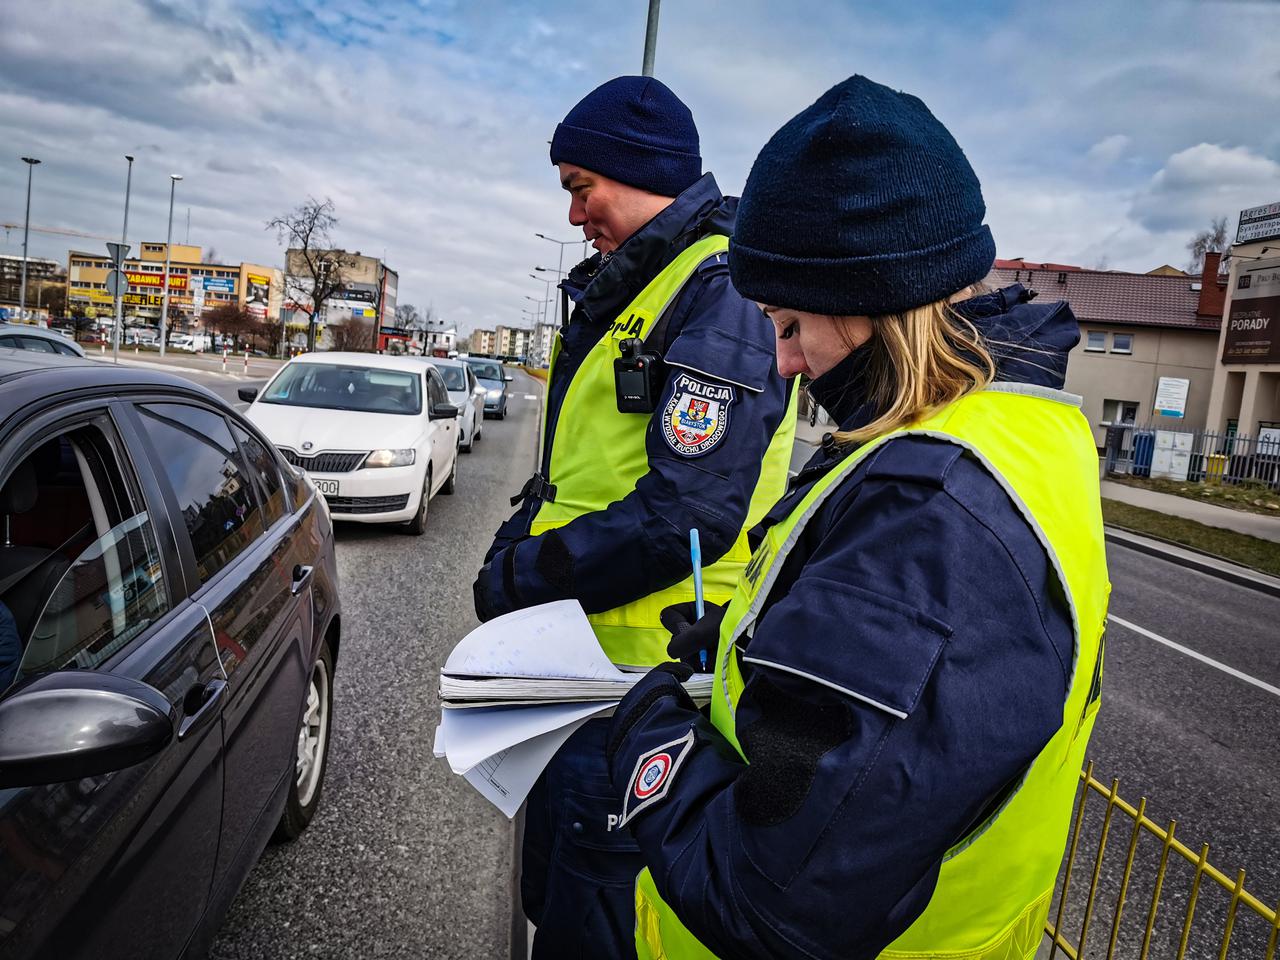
[424,357,485,453]
[242,352,459,534]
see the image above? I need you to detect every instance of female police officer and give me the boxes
[602,75,1109,960]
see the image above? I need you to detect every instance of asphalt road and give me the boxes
[208,368,544,960]
[104,353,1277,958]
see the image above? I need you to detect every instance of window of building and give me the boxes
[1111,333,1133,354]
[135,403,266,584]
[1085,331,1107,352]
[1102,399,1140,424]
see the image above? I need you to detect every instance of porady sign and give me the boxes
[1222,257,1280,364]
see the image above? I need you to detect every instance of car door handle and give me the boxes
[291,564,314,596]
[178,679,227,741]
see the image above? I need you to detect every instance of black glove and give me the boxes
[605,661,695,767]
[659,601,726,670]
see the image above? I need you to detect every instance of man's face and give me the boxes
[557,163,673,256]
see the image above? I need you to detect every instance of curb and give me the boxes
[1105,526,1280,599]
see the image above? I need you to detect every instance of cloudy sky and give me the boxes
[3,0,1279,333]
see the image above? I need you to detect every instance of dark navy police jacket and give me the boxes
[476,174,791,619]
[608,287,1083,960]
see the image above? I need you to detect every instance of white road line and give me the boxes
[523,393,537,400]
[1107,614,1280,699]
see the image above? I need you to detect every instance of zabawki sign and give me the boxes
[1222,257,1280,364]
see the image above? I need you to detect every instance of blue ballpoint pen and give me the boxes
[690,529,707,670]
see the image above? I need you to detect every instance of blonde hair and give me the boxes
[833,296,996,447]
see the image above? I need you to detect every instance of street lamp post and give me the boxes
[113,155,135,365]
[159,173,182,357]
[642,0,661,76]
[18,157,41,321]
[536,232,586,328]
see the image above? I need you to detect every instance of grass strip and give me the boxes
[1102,499,1280,578]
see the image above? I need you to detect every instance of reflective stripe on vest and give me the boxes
[635,384,1111,960]
[531,234,798,667]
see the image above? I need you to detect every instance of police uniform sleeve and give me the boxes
[606,450,1072,959]
[481,264,791,618]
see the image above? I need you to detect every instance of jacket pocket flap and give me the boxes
[664,326,775,393]
[743,577,952,719]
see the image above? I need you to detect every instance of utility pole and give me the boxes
[113,155,134,365]
[18,157,40,321]
[159,173,182,357]
[642,0,661,77]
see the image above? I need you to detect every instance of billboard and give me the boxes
[1222,257,1280,364]
[202,276,236,293]
[245,273,270,303]
[1236,201,1280,245]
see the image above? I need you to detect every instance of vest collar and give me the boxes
[562,173,732,325]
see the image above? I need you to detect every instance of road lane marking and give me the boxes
[523,394,537,400]
[1107,614,1280,699]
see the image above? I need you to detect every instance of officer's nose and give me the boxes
[568,196,587,227]
[776,335,807,379]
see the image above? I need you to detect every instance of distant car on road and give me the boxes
[242,352,460,535]
[464,357,513,419]
[0,322,86,358]
[424,357,485,453]
[0,349,340,959]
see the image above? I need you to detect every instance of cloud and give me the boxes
[1086,134,1130,166]
[1130,143,1280,234]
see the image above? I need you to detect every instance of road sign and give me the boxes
[105,241,130,266]
[106,269,126,297]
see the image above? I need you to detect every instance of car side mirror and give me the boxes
[503,373,514,382]
[431,402,459,420]
[0,671,175,789]
[237,386,259,402]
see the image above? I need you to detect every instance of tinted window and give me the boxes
[435,365,466,391]
[17,336,57,354]
[137,403,265,584]
[52,341,79,357]
[0,336,17,349]
[232,423,287,527]
[260,363,423,415]
[1,421,170,690]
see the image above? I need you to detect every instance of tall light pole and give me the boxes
[159,173,182,357]
[18,157,40,321]
[535,232,582,328]
[642,0,661,76]
[113,155,135,364]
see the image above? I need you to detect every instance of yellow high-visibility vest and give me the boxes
[530,233,797,667]
[634,384,1110,960]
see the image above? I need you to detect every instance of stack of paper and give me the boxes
[435,599,712,817]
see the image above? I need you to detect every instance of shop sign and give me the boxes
[1236,201,1280,245]
[1222,257,1280,363]
[122,293,163,307]
[125,271,187,290]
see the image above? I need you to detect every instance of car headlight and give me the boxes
[363,448,416,468]
[486,387,502,398]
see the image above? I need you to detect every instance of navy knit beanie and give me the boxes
[730,75,996,316]
[550,76,702,198]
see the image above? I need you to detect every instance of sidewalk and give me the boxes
[1100,480,1280,544]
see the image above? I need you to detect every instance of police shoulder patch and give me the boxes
[661,372,735,457]
[612,728,697,831]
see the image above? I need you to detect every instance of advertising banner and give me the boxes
[1153,376,1190,418]
[122,293,163,307]
[246,273,270,303]
[202,276,236,293]
[1222,258,1280,363]
[125,271,187,290]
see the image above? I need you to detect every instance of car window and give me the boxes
[435,365,466,391]
[17,336,58,354]
[467,361,503,381]
[0,336,17,349]
[0,418,170,692]
[136,403,266,585]
[52,341,79,357]
[232,422,287,527]
[427,372,448,407]
[259,362,423,415]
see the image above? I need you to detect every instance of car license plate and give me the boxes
[312,477,339,496]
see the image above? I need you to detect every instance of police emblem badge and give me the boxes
[661,372,734,457]
[608,728,697,832]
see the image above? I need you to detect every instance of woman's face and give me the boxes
[761,307,874,379]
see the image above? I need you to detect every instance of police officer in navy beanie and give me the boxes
[474,75,795,958]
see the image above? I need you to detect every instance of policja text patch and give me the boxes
[662,373,734,457]
[608,728,697,831]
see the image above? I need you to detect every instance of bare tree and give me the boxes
[327,317,373,352]
[395,303,421,329]
[1186,216,1231,275]
[267,197,355,351]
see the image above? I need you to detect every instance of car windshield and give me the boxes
[260,363,423,415]
[435,365,466,391]
[467,361,503,382]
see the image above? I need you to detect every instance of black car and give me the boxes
[0,349,340,959]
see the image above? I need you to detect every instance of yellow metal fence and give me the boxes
[1044,762,1279,960]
